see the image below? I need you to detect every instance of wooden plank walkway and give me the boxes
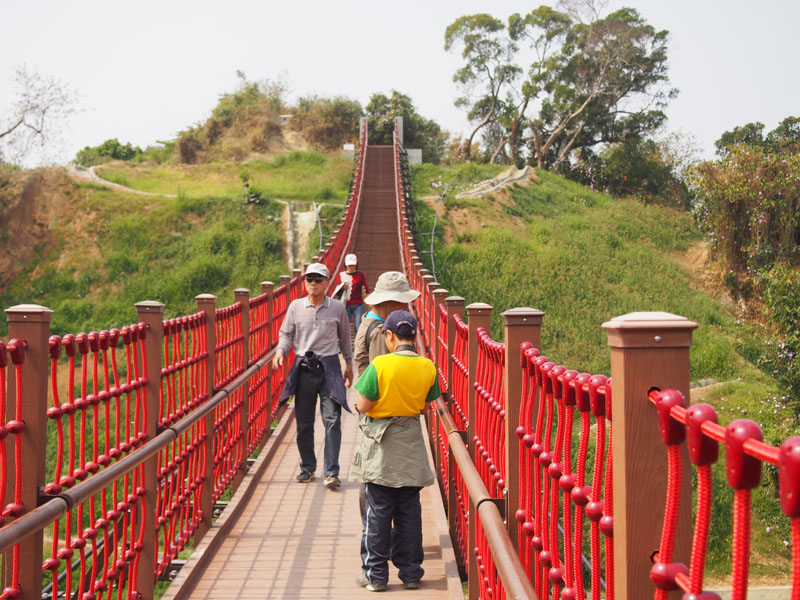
[162,392,463,599]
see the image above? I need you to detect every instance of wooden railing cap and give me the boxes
[466,302,492,313]
[234,288,251,295]
[603,311,698,349]
[502,307,544,326]
[134,301,165,313]
[5,304,54,322]
[445,296,465,306]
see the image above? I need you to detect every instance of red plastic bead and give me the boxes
[656,389,686,445]
[650,561,688,590]
[725,420,763,490]
[599,515,613,537]
[549,566,564,584]
[779,437,800,517]
[586,500,604,522]
[686,403,719,465]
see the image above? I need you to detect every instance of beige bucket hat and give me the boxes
[364,271,421,305]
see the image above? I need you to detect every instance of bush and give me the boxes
[290,96,362,150]
[691,148,800,273]
[75,138,143,166]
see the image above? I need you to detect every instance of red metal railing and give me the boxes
[648,389,800,600]
[392,117,798,600]
[0,118,369,600]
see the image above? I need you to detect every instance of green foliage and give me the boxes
[366,91,446,163]
[447,6,675,167]
[0,155,329,335]
[290,95,362,150]
[691,147,800,272]
[555,137,691,208]
[74,138,143,166]
[715,116,800,157]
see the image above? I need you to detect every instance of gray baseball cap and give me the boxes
[364,271,420,305]
[305,262,330,278]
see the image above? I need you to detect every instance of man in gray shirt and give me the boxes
[272,262,354,489]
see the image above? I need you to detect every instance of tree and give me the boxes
[444,14,519,161]
[449,5,675,168]
[525,6,674,168]
[714,122,765,156]
[365,91,446,164]
[0,65,79,166]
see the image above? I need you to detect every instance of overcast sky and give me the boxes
[2,0,798,166]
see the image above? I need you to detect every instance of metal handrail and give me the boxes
[434,396,537,600]
[0,344,278,554]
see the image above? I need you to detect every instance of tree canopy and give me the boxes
[445,4,675,168]
[366,91,446,163]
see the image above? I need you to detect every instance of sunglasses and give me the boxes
[305,275,326,283]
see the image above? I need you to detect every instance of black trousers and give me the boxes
[361,482,424,585]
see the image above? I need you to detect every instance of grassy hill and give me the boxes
[0,151,352,337]
[411,164,795,582]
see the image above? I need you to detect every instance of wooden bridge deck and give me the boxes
[161,144,462,599]
[162,398,462,599]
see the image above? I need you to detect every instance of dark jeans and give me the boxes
[346,303,365,335]
[362,482,424,585]
[294,366,341,476]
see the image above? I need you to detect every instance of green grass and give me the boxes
[415,165,796,580]
[0,151,354,338]
[96,151,353,203]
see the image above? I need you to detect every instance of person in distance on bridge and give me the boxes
[272,262,354,489]
[353,271,420,377]
[351,310,438,592]
[341,253,369,336]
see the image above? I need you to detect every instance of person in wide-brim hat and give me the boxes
[354,271,421,377]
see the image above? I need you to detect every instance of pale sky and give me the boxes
[2,0,798,166]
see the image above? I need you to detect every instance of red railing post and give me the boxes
[445,296,465,550]
[467,302,493,600]
[279,275,291,294]
[502,308,544,554]
[602,312,695,599]
[431,288,447,383]
[233,288,250,491]
[3,304,52,600]
[195,294,216,542]
[445,296,465,401]
[135,300,165,600]
[292,269,302,300]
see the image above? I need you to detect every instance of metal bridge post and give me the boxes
[3,304,52,600]
[445,297,464,400]
[445,296,465,563]
[194,294,217,543]
[233,288,251,493]
[502,308,544,555]
[291,269,303,301]
[602,312,696,599]
[466,303,492,600]
[135,300,165,600]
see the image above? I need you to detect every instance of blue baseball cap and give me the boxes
[384,310,417,336]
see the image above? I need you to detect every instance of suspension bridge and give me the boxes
[0,118,797,600]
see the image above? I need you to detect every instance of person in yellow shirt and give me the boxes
[351,310,440,592]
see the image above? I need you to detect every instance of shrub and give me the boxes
[290,96,362,150]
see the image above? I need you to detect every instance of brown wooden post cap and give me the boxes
[419,269,431,278]
[432,288,448,299]
[502,307,544,327]
[5,304,53,322]
[428,282,442,293]
[466,302,493,316]
[261,282,274,293]
[134,301,165,313]
[234,288,251,297]
[445,296,465,307]
[602,311,698,348]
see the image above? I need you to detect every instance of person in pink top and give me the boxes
[342,253,369,335]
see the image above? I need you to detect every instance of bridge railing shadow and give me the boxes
[392,119,800,600]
